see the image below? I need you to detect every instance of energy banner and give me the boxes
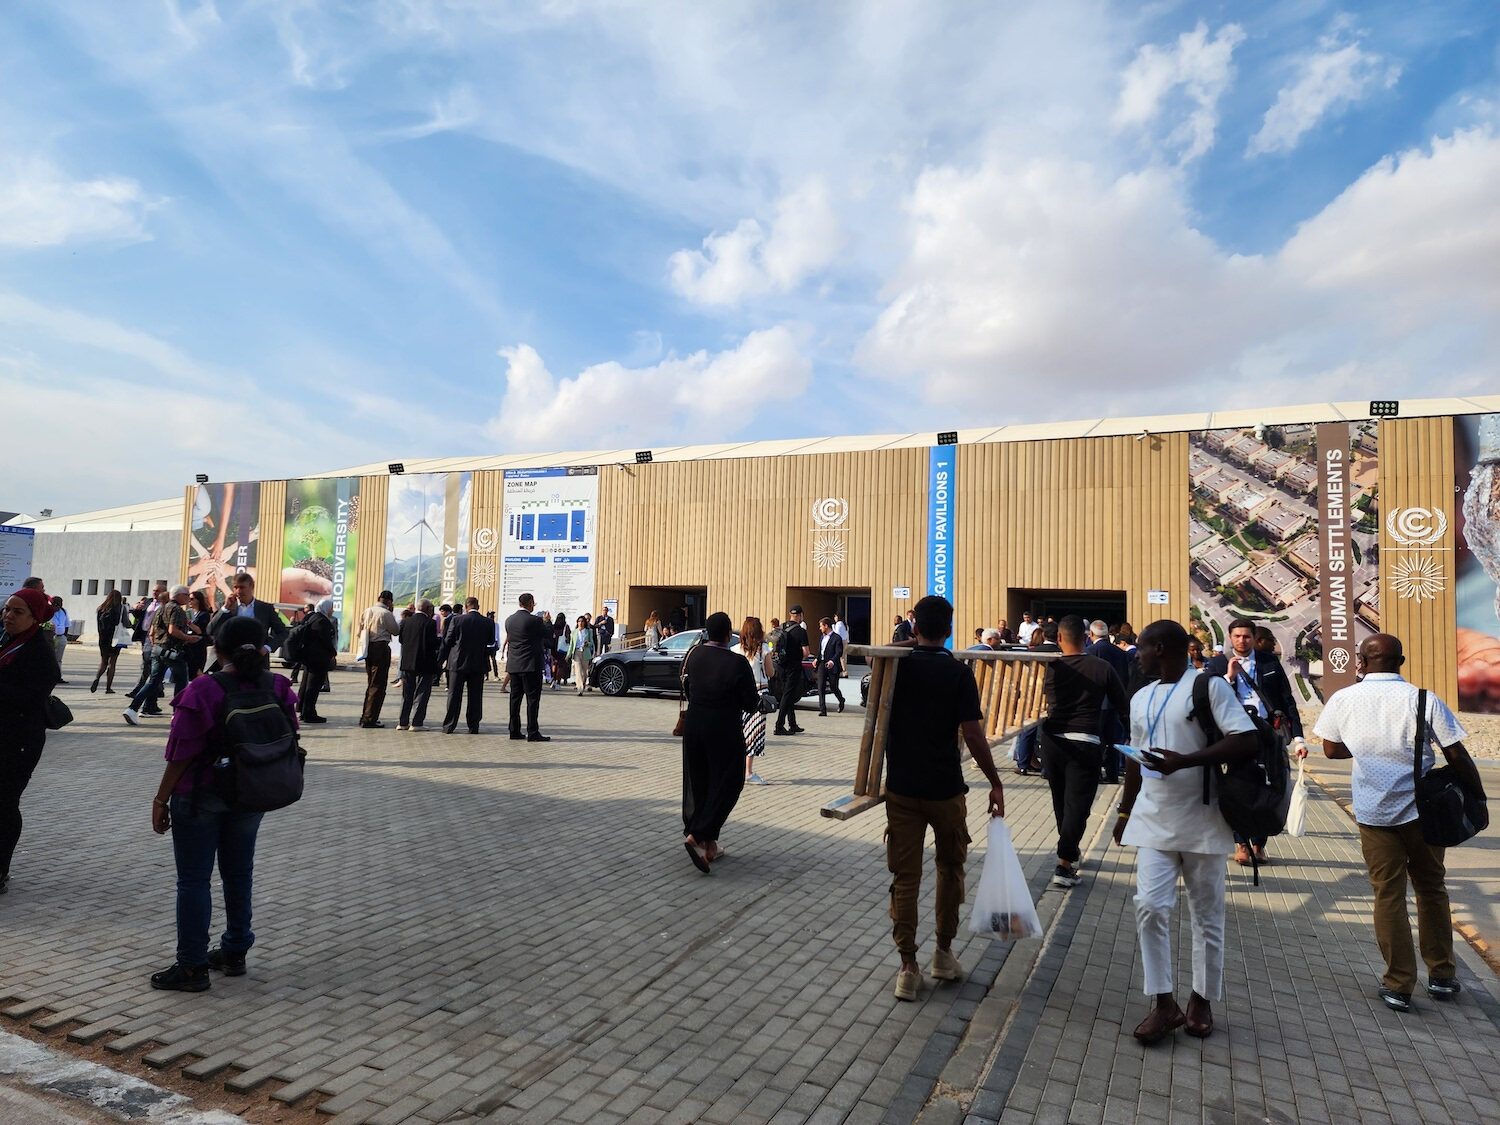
[383,471,472,610]
[280,477,362,649]
[1187,421,1379,703]
[499,466,599,621]
[187,481,261,610]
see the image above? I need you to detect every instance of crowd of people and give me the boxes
[0,573,1487,1043]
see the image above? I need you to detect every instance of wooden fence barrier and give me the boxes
[820,645,1059,820]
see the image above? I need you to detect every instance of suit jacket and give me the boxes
[300,611,338,673]
[817,631,845,670]
[209,599,289,651]
[398,612,440,675]
[441,610,493,675]
[1087,638,1141,701]
[1203,650,1303,737]
[504,609,549,673]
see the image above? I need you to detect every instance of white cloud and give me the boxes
[1248,34,1401,156]
[669,179,845,306]
[0,156,158,248]
[1114,21,1246,163]
[486,326,812,449]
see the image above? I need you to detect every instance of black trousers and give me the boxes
[362,641,391,724]
[399,671,435,727]
[775,667,803,732]
[0,737,43,878]
[682,709,746,845]
[443,671,485,733]
[1040,729,1102,865]
[298,667,327,718]
[508,670,543,736]
[817,665,844,713]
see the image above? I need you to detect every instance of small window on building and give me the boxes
[104,579,115,593]
[87,579,99,595]
[139,579,149,592]
[71,580,83,595]
[156,579,168,590]
[122,580,133,596]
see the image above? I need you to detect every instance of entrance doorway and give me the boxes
[627,586,708,641]
[1008,588,1128,633]
[786,587,872,662]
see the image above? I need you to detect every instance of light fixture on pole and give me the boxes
[936,431,958,446]
[388,462,405,475]
[194,473,210,485]
[1370,400,1399,418]
[634,450,653,465]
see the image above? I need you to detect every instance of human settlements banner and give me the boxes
[187,481,261,610]
[280,477,362,648]
[498,466,599,621]
[383,472,472,609]
[1457,413,1500,713]
[1189,421,1379,704]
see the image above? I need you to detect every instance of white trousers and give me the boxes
[1135,848,1226,999]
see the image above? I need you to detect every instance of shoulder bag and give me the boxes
[111,606,134,648]
[45,694,74,730]
[1413,688,1488,847]
[673,646,693,737]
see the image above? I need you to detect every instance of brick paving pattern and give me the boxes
[1,649,1498,1124]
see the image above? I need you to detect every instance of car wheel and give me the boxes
[597,662,628,697]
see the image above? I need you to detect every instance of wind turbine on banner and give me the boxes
[406,513,438,601]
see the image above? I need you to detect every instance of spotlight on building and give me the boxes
[194,473,210,485]
[388,462,405,475]
[634,450,653,465]
[1253,423,1266,441]
[1136,428,1151,442]
[1370,400,1400,418]
[936,431,959,446]
[38,508,53,519]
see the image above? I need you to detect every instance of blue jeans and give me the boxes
[131,651,185,712]
[169,792,263,968]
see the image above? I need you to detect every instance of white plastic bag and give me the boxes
[968,818,1044,941]
[1285,759,1309,837]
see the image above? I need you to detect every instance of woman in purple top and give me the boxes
[148,616,299,992]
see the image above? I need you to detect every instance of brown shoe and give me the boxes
[1233,843,1251,866]
[1132,1003,1185,1045]
[1252,845,1269,865]
[1184,993,1213,1038]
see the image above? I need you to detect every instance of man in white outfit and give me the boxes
[1112,619,1257,1045]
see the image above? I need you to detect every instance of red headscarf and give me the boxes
[0,587,52,666]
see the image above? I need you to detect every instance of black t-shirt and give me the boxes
[885,646,983,800]
[777,622,808,669]
[1042,653,1129,736]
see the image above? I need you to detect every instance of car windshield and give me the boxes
[661,632,700,653]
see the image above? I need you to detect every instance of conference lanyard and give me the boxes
[1144,675,1187,750]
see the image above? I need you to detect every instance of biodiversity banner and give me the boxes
[1457,413,1500,712]
[499,466,599,621]
[384,471,471,609]
[187,481,261,610]
[1187,421,1379,704]
[280,477,362,649]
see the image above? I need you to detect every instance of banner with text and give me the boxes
[499,466,599,621]
[280,477,362,648]
[187,481,261,610]
[0,525,35,592]
[1457,413,1500,712]
[383,472,472,609]
[927,446,955,647]
[1187,421,1378,703]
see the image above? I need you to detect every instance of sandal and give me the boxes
[683,837,711,874]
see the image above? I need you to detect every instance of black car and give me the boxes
[589,630,819,699]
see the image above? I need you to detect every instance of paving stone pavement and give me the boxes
[3,649,1498,1125]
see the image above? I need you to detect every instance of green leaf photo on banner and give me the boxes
[280,477,362,649]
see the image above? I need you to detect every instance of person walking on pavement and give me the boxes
[440,598,491,735]
[680,612,761,874]
[773,605,810,736]
[357,591,399,729]
[1314,633,1483,1013]
[1113,619,1258,1045]
[48,597,70,682]
[815,616,845,716]
[1087,619,1138,785]
[883,595,1006,1001]
[124,586,203,725]
[731,617,774,786]
[396,600,440,730]
[295,599,337,725]
[1044,616,1130,888]
[0,587,63,896]
[505,594,550,742]
[567,615,597,694]
[92,589,130,694]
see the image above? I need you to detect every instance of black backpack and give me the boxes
[283,620,309,663]
[1190,672,1291,883]
[200,672,306,813]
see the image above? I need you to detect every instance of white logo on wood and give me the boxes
[811,498,850,569]
[473,527,498,552]
[812,498,849,529]
[1328,647,1351,673]
[1385,507,1447,547]
[1390,556,1444,602]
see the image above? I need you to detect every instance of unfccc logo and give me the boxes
[473,527,497,552]
[1386,507,1448,547]
[812,498,849,529]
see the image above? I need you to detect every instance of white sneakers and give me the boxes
[894,968,921,1001]
[929,948,963,981]
[122,709,139,726]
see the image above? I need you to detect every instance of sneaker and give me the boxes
[929,948,963,981]
[894,968,922,1001]
[1378,988,1412,1012]
[122,709,140,726]
[207,947,246,977]
[747,773,767,786]
[1051,864,1081,889]
[1427,977,1461,1001]
[150,963,210,992]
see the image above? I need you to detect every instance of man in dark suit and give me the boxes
[209,573,290,654]
[815,616,845,716]
[439,597,491,735]
[505,593,551,742]
[397,599,441,730]
[1087,620,1139,784]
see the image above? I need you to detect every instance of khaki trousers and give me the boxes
[1358,820,1455,994]
[885,792,970,958]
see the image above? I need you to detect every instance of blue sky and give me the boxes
[2,1,1497,514]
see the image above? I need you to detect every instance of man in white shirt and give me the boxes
[1314,633,1481,1013]
[1016,612,1039,645]
[832,613,849,674]
[1113,619,1258,1045]
[358,590,401,729]
[49,599,71,682]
